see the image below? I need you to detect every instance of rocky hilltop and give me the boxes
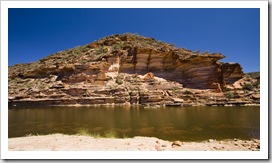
[8,33,260,107]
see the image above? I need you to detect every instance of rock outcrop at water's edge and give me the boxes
[8,33,260,107]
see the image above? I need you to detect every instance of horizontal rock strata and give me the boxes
[8,33,259,106]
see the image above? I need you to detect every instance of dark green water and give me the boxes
[8,106,260,141]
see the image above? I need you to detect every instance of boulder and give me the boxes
[143,72,155,80]
[172,98,184,103]
[171,141,182,148]
[252,94,260,99]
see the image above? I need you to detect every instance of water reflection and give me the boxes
[8,106,260,141]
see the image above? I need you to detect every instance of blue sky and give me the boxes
[8,8,260,72]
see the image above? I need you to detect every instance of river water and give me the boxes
[8,106,259,141]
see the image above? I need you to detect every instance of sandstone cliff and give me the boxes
[8,33,260,106]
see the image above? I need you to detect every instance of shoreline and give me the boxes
[9,102,260,108]
[8,134,260,151]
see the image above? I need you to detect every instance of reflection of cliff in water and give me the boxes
[8,106,260,141]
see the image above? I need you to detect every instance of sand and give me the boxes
[8,134,260,151]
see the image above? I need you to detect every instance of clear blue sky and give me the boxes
[8,8,260,73]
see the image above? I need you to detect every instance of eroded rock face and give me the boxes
[221,63,244,84]
[120,48,228,89]
[8,33,259,106]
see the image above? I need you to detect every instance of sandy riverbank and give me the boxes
[8,134,260,151]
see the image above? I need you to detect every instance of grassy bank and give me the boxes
[75,127,120,138]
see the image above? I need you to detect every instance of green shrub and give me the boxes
[183,90,194,95]
[122,133,128,138]
[104,130,118,138]
[112,41,124,51]
[75,127,101,138]
[89,132,101,138]
[112,44,121,51]
[202,51,209,54]
[72,46,84,55]
[253,80,260,87]
[37,83,47,90]
[224,91,234,99]
[76,127,90,136]
[116,78,123,85]
[195,50,201,54]
[242,83,253,91]
[96,46,105,55]
[82,60,88,64]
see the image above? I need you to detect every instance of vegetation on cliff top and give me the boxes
[8,33,223,77]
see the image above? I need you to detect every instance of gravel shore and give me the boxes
[8,134,260,151]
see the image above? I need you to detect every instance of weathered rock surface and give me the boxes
[8,33,260,106]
